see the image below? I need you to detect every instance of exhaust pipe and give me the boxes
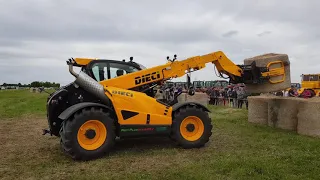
[68,63,111,105]
[69,63,79,77]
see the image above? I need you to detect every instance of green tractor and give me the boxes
[192,81,205,92]
[204,80,229,89]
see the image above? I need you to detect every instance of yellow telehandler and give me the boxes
[44,51,290,160]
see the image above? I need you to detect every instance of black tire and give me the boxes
[59,107,116,161]
[170,105,213,148]
[310,89,316,97]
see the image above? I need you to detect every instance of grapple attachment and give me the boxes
[262,60,286,84]
[243,53,291,94]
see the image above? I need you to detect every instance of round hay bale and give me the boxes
[247,96,270,125]
[154,89,162,99]
[178,92,209,106]
[297,98,320,137]
[188,92,209,106]
[244,53,291,93]
[267,97,280,127]
[268,97,304,130]
[177,93,187,103]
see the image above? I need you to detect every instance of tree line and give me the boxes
[2,81,60,88]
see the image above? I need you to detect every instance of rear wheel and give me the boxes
[59,107,116,161]
[170,105,213,148]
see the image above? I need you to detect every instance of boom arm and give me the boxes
[98,51,270,90]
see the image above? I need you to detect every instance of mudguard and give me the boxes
[172,101,210,112]
[58,102,114,120]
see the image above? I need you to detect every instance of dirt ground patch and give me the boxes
[2,106,320,180]
[0,116,216,180]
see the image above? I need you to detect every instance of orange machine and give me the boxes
[44,51,289,160]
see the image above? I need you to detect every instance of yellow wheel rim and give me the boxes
[180,116,204,141]
[77,120,107,151]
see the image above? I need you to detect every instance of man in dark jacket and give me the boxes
[231,88,237,107]
[288,86,297,97]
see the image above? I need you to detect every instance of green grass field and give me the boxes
[1,90,320,180]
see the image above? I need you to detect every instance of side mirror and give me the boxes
[187,74,191,88]
[188,87,195,96]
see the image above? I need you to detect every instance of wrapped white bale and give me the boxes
[297,98,320,137]
[244,53,291,93]
[247,96,269,125]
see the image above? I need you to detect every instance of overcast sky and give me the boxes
[0,0,319,85]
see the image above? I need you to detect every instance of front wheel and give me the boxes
[59,107,116,161]
[170,105,213,148]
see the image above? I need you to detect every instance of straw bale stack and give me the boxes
[268,97,304,130]
[249,95,320,138]
[297,98,320,137]
[247,96,270,125]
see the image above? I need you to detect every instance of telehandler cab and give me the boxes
[45,51,289,160]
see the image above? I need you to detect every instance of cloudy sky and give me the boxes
[0,0,319,85]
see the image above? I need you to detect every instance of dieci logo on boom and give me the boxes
[112,90,133,97]
[134,71,161,85]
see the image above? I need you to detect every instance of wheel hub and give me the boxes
[179,116,205,142]
[85,129,96,139]
[186,123,195,132]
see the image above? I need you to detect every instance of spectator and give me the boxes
[243,87,250,110]
[276,91,284,96]
[237,86,245,108]
[301,90,312,99]
[231,88,238,107]
[288,86,297,97]
[209,88,215,105]
[215,88,220,105]
[222,88,228,106]
[227,88,233,107]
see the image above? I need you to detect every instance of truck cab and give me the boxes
[299,74,320,96]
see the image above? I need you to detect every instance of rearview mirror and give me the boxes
[188,87,195,96]
[187,74,191,88]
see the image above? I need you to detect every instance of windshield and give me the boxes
[302,75,319,81]
[136,63,146,70]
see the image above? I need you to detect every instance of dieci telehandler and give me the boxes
[44,51,289,160]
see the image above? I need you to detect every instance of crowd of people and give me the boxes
[157,82,319,110]
[275,85,319,98]
[205,85,250,109]
[157,82,251,109]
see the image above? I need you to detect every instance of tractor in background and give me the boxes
[298,74,320,97]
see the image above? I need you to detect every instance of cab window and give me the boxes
[91,62,108,81]
[303,75,319,81]
[89,61,140,81]
[109,63,139,79]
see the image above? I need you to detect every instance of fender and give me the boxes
[58,102,114,120]
[172,101,210,112]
